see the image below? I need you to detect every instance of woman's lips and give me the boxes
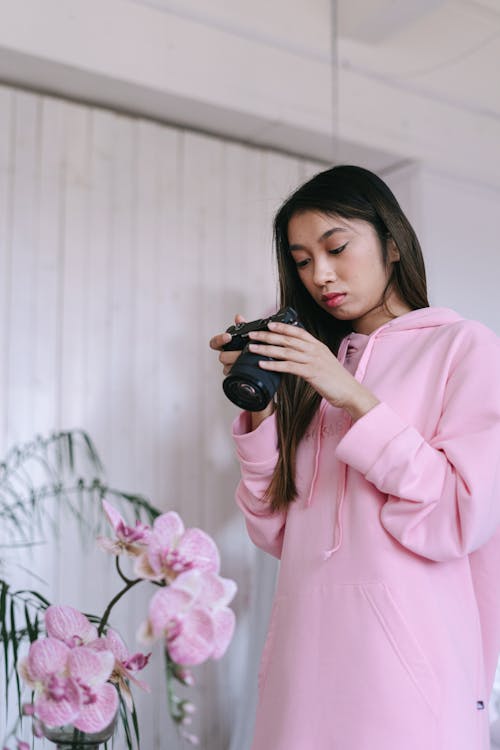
[322,293,346,308]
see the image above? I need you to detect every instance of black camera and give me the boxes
[222,307,303,411]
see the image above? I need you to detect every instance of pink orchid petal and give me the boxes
[19,656,37,687]
[168,606,215,666]
[67,647,114,686]
[168,569,203,598]
[102,500,124,533]
[90,629,128,662]
[123,651,150,672]
[216,576,237,607]
[145,535,169,577]
[153,511,185,544]
[26,638,70,681]
[202,572,229,605]
[134,550,164,581]
[194,572,237,608]
[127,672,151,693]
[177,529,220,573]
[73,683,118,733]
[45,606,97,647]
[136,619,154,645]
[148,587,193,640]
[211,607,236,659]
[96,537,123,555]
[33,718,44,738]
[34,676,81,727]
[173,570,233,608]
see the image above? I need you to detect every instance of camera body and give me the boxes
[222,307,303,411]
[223,307,302,350]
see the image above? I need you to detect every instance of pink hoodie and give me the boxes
[232,307,500,750]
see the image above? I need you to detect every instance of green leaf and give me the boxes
[1,581,9,713]
[130,697,141,747]
[119,694,134,750]
[9,598,21,720]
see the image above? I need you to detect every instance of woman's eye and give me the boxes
[328,242,348,256]
[295,259,310,269]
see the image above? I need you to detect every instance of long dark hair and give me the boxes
[266,165,429,511]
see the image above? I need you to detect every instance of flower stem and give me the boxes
[115,555,137,585]
[165,650,181,723]
[98,567,142,636]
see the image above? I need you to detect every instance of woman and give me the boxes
[209,165,500,750]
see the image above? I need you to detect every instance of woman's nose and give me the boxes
[313,258,337,287]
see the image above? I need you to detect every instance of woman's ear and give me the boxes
[387,236,400,262]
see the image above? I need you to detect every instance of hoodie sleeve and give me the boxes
[232,411,287,559]
[335,328,500,562]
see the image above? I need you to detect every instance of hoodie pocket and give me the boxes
[361,582,442,719]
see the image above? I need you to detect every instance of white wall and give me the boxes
[384,163,500,334]
[0,81,325,748]
[418,170,500,333]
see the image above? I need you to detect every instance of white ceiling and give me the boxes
[338,0,500,118]
[337,0,447,43]
[0,0,497,183]
[132,0,500,136]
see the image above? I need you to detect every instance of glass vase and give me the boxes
[41,712,117,750]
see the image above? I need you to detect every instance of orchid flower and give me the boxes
[90,628,151,710]
[171,569,237,660]
[16,506,237,746]
[98,500,151,557]
[65,647,118,733]
[45,605,98,648]
[19,638,118,732]
[134,511,220,583]
[18,638,80,727]
[141,569,236,665]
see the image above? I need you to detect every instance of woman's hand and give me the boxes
[209,313,246,377]
[247,321,379,422]
[209,314,274,428]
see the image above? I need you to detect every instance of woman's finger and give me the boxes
[257,358,304,376]
[210,314,247,350]
[248,330,309,350]
[267,321,313,340]
[209,332,232,350]
[248,343,310,363]
[219,351,241,365]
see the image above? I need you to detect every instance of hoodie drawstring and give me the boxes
[305,337,352,508]
[306,400,329,507]
[322,329,385,560]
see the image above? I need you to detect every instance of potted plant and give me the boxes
[0,431,236,749]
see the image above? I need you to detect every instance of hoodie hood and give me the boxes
[317,307,464,560]
[371,306,463,333]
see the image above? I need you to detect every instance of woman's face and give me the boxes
[287,210,410,334]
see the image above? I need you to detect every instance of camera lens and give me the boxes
[223,350,281,411]
[238,383,257,397]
